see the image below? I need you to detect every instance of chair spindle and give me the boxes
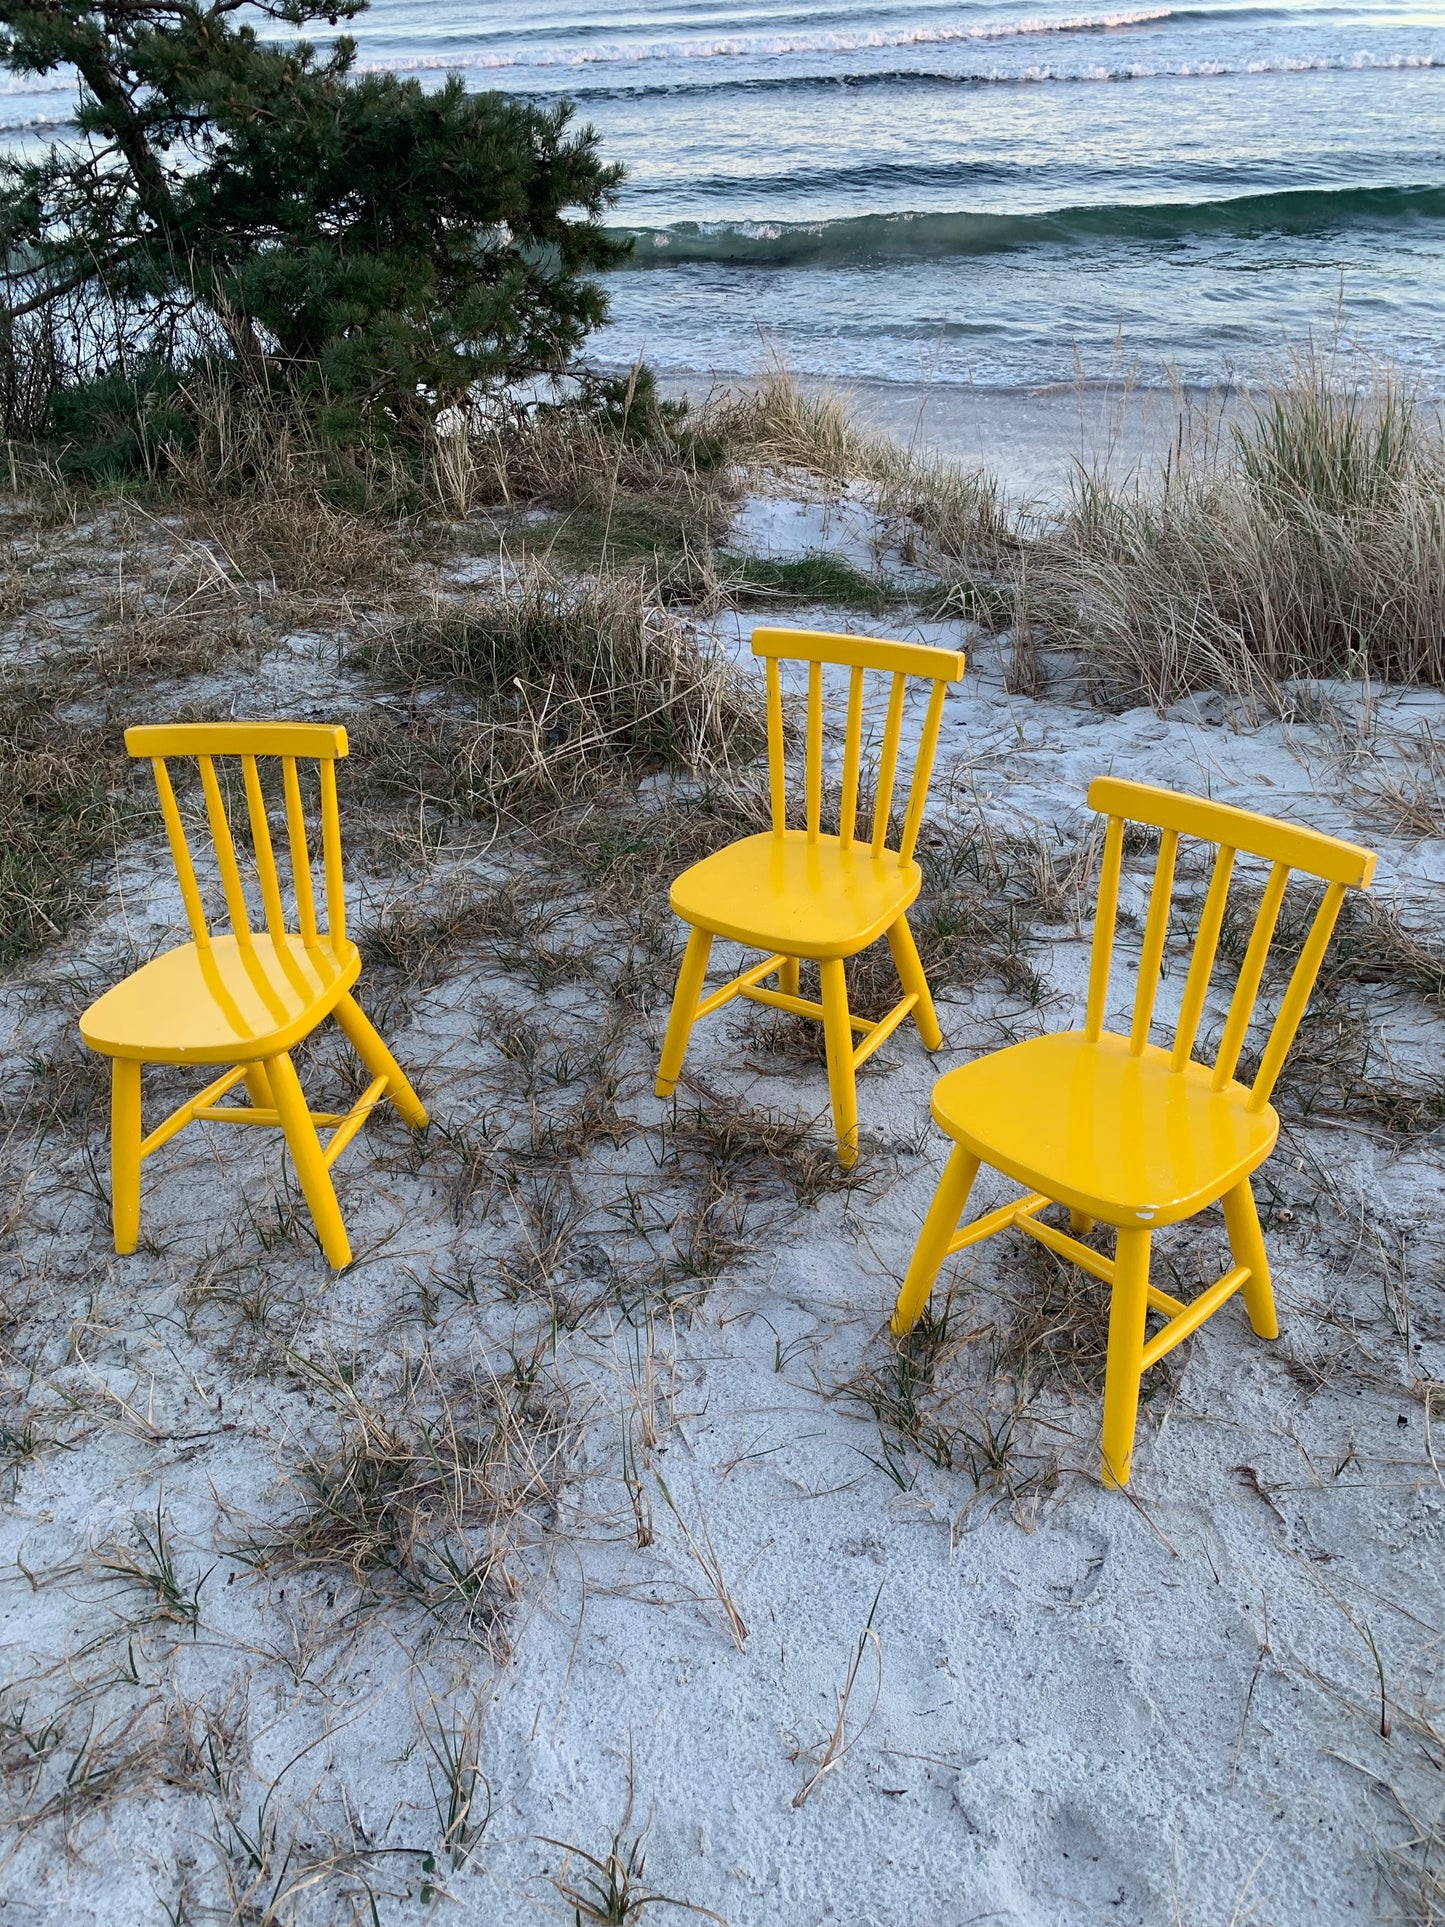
[242,754,287,943]
[871,672,907,858]
[899,679,948,866]
[766,656,786,835]
[199,755,253,941]
[805,659,823,842]
[1212,860,1289,1090]
[1170,846,1235,1071]
[151,758,211,949]
[839,666,864,853]
[1247,880,1346,1111]
[320,757,346,953]
[1084,815,1125,1042]
[283,755,319,947]
[1129,829,1179,1054]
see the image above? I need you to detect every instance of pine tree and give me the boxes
[0,1,628,431]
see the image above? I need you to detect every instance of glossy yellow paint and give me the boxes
[82,934,359,1063]
[892,777,1375,1486]
[79,722,427,1269]
[655,626,965,1164]
[669,830,920,958]
[926,1033,1280,1230]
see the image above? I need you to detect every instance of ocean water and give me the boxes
[4,1,1443,392]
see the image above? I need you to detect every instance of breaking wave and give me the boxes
[615,184,1445,267]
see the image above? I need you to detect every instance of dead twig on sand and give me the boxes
[789,1583,885,1808]
[654,1473,747,1651]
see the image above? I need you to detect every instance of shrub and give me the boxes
[0,1,628,445]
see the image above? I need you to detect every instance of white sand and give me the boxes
[1,491,1442,1926]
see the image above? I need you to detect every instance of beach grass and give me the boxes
[2,345,1443,1923]
[353,565,765,822]
[647,354,1445,705]
[1028,355,1445,703]
[709,363,1015,567]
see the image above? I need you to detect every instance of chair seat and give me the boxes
[80,934,361,1065]
[931,1030,1279,1228]
[670,831,921,960]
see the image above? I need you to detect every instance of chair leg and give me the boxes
[1070,1209,1095,1236]
[779,956,799,998]
[819,957,859,1167]
[333,991,428,1129]
[243,1064,274,1109]
[886,914,942,1051]
[265,1052,352,1269]
[1101,1228,1152,1488]
[111,1058,142,1256]
[892,1144,980,1335]
[655,926,712,1099]
[1222,1177,1279,1340]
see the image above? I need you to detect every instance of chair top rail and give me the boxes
[127,722,349,761]
[752,626,965,685]
[1088,776,1374,888]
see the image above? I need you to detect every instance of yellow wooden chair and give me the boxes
[654,625,966,1164]
[892,776,1376,1486]
[79,723,427,1269]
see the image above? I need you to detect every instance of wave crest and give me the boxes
[615,185,1445,267]
[563,47,1443,100]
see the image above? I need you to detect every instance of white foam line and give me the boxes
[361,9,1177,72]
[357,41,1444,83]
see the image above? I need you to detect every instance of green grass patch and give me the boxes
[533,496,722,584]
[718,550,933,613]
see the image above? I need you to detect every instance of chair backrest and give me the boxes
[752,626,966,866]
[126,722,350,957]
[1084,776,1376,1111]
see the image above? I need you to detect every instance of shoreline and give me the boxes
[648,367,1244,502]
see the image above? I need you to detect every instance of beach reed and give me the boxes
[710,362,1013,566]
[354,565,766,818]
[1030,353,1445,703]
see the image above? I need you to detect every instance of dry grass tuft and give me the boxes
[909,795,1093,1004]
[354,568,766,824]
[1353,722,1445,843]
[357,873,593,1002]
[1318,892,1445,1007]
[0,1690,185,1852]
[417,1688,491,1876]
[0,504,292,968]
[96,1499,211,1631]
[161,365,426,591]
[1028,354,1445,706]
[662,1083,877,1210]
[455,372,737,597]
[712,364,1012,569]
[0,670,135,968]
[246,1350,572,1651]
[1254,1003,1445,1137]
[545,1755,728,1925]
[1376,1784,1445,1926]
